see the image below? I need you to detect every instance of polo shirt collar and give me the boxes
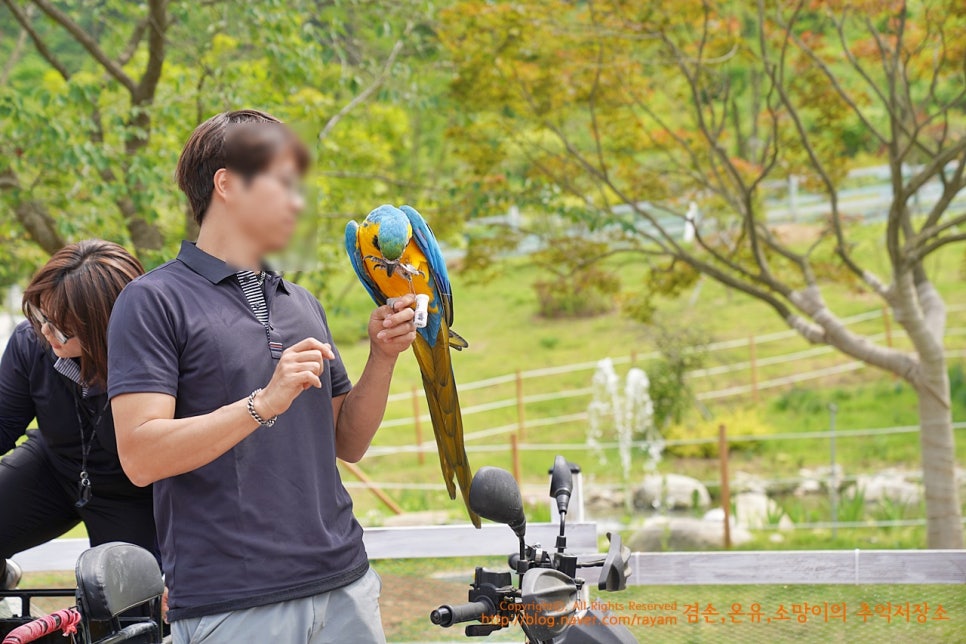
[177,240,289,293]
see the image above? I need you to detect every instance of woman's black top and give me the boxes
[0,320,134,487]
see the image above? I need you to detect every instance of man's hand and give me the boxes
[369,294,418,360]
[254,338,335,418]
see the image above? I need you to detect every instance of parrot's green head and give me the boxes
[366,205,411,261]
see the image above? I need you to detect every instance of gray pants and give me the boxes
[171,567,386,644]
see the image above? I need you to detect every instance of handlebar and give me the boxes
[430,599,493,627]
[2,608,82,644]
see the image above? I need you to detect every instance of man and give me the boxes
[108,109,416,643]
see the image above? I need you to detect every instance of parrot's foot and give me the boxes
[364,256,425,281]
[397,262,425,279]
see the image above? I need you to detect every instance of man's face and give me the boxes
[231,152,305,253]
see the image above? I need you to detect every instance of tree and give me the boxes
[0,0,456,284]
[1,0,169,260]
[441,0,966,547]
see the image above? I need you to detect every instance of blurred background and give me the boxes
[2,1,966,640]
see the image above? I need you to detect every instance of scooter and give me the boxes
[430,456,638,643]
[0,541,163,644]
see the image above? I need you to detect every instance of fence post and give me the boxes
[339,459,404,515]
[718,424,732,549]
[829,403,838,539]
[516,369,526,441]
[510,432,522,484]
[411,386,425,465]
[748,335,759,403]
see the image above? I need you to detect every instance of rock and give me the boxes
[702,507,727,523]
[628,517,751,551]
[849,470,922,505]
[794,479,823,497]
[733,492,793,530]
[382,510,452,527]
[733,470,767,495]
[585,487,625,511]
[795,465,845,496]
[769,533,785,544]
[632,474,711,511]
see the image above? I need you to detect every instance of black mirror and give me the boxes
[469,466,526,538]
[549,455,573,515]
[598,532,631,592]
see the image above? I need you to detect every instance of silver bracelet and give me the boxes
[247,388,277,427]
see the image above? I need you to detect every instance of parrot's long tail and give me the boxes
[412,328,481,528]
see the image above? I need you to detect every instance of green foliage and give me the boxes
[0,0,458,296]
[538,336,559,350]
[647,319,709,428]
[837,487,867,524]
[949,364,966,410]
[531,236,620,318]
[664,406,771,458]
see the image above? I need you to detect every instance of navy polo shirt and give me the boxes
[107,241,367,622]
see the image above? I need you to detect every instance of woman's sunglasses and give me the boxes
[26,303,72,345]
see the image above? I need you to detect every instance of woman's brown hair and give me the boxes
[22,240,144,388]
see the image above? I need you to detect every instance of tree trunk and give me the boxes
[916,355,963,548]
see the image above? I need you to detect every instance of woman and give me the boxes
[0,240,157,588]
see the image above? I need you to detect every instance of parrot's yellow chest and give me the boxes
[360,235,434,300]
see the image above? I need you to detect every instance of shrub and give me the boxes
[534,266,619,318]
[663,407,772,458]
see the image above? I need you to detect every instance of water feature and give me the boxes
[587,358,665,514]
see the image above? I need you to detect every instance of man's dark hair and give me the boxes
[175,109,310,224]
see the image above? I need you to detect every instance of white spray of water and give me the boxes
[586,359,665,488]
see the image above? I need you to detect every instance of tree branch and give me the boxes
[318,24,410,142]
[30,0,137,93]
[2,0,70,80]
[132,0,166,105]
[0,169,65,254]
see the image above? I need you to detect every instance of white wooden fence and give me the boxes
[17,523,966,586]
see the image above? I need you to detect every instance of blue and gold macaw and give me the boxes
[345,205,480,528]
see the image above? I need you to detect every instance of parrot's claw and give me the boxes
[364,256,425,281]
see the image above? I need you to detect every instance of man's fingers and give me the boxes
[288,337,333,356]
[383,305,416,328]
[291,360,325,376]
[390,294,416,311]
[290,349,330,364]
[294,370,323,389]
[378,321,417,341]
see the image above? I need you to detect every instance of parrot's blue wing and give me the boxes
[400,205,454,326]
[344,220,386,306]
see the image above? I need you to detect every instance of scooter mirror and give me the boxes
[469,466,527,538]
[549,455,573,515]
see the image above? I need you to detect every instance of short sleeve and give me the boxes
[315,299,352,398]
[107,279,181,399]
[328,341,352,398]
[0,323,39,453]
